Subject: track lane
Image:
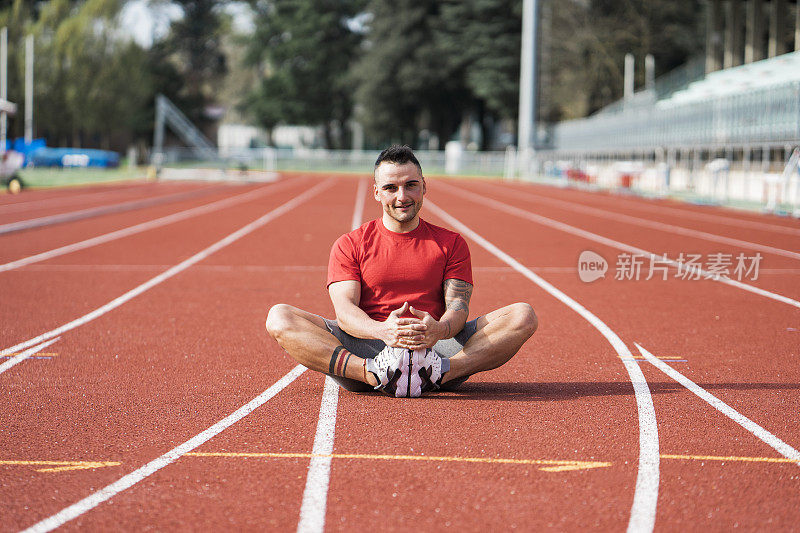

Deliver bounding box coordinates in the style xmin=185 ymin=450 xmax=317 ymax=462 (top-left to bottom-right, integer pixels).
xmin=636 ymin=343 xmax=800 ymax=463
xmin=471 ymin=180 xmax=800 ymax=256
xmin=426 ymin=182 xmax=800 ymax=529
xmin=2 ymin=176 xmax=349 ymax=531
xmin=0 ymin=178 xmax=314 ymax=345
xmin=0 ymin=181 xmax=216 ymax=227
xmin=7 ymin=178 xmax=361 ymax=531
xmin=6 ymin=174 xmax=798 ymax=531
xmin=18 ymin=367 xmax=308 ymax=533
xmin=427 ymin=183 xmax=800 ymax=439
xmin=494 ymin=180 xmax=800 ymax=233
xmin=441 ymin=181 xmax=800 ymax=304
xmin=0 ymin=181 xmax=298 ymax=265
xmin=0 ymin=179 xmax=303 ymax=272
xmin=0 ymin=181 xmax=152 ymax=210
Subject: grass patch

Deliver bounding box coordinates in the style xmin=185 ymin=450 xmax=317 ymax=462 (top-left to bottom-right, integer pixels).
xmin=18 ymin=165 xmax=148 ymax=188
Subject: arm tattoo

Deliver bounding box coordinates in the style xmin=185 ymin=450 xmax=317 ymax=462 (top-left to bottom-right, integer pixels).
xmin=443 ymin=278 xmax=472 ymax=315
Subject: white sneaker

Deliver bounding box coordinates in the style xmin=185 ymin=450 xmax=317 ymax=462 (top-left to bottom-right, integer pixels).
xmin=395 ymin=348 xmax=425 ymax=398
xmin=366 ymin=346 xmax=450 ymax=397
xmin=365 ymin=346 xmax=405 ymax=396
xmin=416 ymin=348 xmax=450 ymax=393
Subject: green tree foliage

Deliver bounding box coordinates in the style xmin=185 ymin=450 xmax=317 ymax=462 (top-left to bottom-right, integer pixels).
xmin=244 ymin=0 xmax=364 ymax=148
xmin=351 ymin=0 xmax=703 ymax=146
xmin=436 ymin=0 xmax=521 ymax=149
xmin=0 ymin=0 xmax=234 ymax=152
xmin=438 ymin=0 xmax=521 ymax=120
xmin=0 ymin=0 xmax=153 ymax=150
xmin=0 ymin=0 xmax=707 ymax=153
xmin=158 ymin=0 xmax=228 ymax=124
xmin=351 ymin=0 xmax=467 ymax=147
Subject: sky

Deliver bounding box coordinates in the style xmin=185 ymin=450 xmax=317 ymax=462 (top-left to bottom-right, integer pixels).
xmin=119 ymin=1 xmax=254 ymax=48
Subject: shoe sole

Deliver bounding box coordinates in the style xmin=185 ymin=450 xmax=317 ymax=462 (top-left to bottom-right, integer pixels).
xmin=416 ymin=349 xmax=448 ymax=393
xmin=394 ymin=349 xmax=424 ymax=398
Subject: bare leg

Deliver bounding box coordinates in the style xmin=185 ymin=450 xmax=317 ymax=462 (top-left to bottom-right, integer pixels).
xmin=266 ymin=304 xmax=376 ymax=385
xmin=442 ymin=303 xmax=538 ymax=384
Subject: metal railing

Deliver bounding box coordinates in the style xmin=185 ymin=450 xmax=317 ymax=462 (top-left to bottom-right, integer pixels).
xmin=160 ymin=146 xmax=510 ymax=177
xmin=653 ymin=56 xmax=706 ymax=100
xmin=151 ymin=144 xmax=800 ymax=214
xmin=153 ymin=94 xmax=216 ymax=161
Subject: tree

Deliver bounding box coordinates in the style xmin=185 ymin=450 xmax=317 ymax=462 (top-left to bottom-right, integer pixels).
xmin=231 ymin=0 xmax=708 ymax=149
xmin=351 ymin=0 xmax=469 ymax=148
xmin=0 ymin=0 xmax=39 ymax=140
xmin=437 ymin=0 xmax=522 ymax=149
xmin=0 ymin=0 xmax=154 ymax=150
xmin=157 ymin=0 xmax=228 ymax=126
xmin=244 ymin=0 xmax=364 ymax=148
xmin=547 ymin=0 xmax=704 ymax=118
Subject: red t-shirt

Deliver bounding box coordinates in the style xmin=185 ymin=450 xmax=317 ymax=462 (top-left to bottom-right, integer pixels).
xmin=327 ymin=218 xmax=473 ymax=321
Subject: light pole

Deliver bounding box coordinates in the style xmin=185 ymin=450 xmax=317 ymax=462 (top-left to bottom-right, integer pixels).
xmin=1 ymin=27 xmax=7 ymax=154
xmin=24 ymin=34 xmax=33 ymax=144
xmin=517 ymin=0 xmax=539 ymax=175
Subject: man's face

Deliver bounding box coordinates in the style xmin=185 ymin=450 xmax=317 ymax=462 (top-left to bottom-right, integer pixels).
xmin=373 ymin=161 xmax=426 ymax=229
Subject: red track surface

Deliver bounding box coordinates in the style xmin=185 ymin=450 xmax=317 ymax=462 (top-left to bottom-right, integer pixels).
xmin=1 ymin=174 xmax=799 ymax=531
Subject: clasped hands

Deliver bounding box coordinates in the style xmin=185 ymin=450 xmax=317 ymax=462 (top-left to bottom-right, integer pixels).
xmin=381 ymin=302 xmax=445 ymax=350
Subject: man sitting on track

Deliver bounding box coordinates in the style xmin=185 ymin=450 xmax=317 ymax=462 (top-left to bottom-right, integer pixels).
xmin=266 ymin=145 xmax=537 ymax=397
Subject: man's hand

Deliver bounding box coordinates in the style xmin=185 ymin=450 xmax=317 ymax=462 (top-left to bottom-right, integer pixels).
xmin=405 ymin=306 xmax=447 ymax=349
xmin=380 ymin=302 xmax=427 ymax=348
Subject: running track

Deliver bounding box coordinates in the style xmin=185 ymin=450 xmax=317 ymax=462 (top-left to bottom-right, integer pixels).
xmin=1 ymin=174 xmax=798 ymax=531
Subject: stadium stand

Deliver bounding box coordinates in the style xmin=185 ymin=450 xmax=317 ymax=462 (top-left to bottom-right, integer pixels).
xmin=538 ymin=0 xmax=800 ymax=215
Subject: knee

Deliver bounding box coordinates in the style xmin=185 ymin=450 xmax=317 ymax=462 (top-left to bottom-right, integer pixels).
xmin=511 ymin=302 xmax=538 ymax=339
xmin=265 ymin=303 xmax=294 ymax=341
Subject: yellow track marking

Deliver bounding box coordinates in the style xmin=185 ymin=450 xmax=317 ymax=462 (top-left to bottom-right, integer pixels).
xmin=185 ymin=452 xmax=611 ymax=472
xmin=0 ymin=460 xmax=120 ymax=473
xmin=5 ymin=453 xmax=789 ymax=476
xmin=662 ymin=454 xmax=800 ymax=464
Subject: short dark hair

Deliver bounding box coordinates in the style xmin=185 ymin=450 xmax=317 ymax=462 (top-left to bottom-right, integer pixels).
xmin=374 ymin=145 xmax=422 ymax=176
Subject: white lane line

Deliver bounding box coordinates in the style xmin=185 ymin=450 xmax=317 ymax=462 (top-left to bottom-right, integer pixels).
xmin=481 ymin=182 xmax=800 ymax=260
xmin=0 ymin=182 xmax=156 ymax=213
xmin=0 ymin=179 xmax=334 ymax=364
xmin=426 ymin=200 xmax=659 ymax=533
xmin=297 ymin=178 xmax=367 ymax=533
xmin=0 ymin=185 xmax=224 ymax=235
xmin=0 ymin=338 xmax=60 ymax=375
xmin=522 ymin=184 xmax=800 ymax=236
xmin=441 ymin=185 xmax=800 ymax=310
xmin=635 ymin=344 xmax=800 ymax=466
xmin=0 ymin=180 xmax=299 ymax=273
xmin=297 ymin=377 xmax=340 ymax=533
xmin=21 ymin=365 xmax=307 ymax=533
xmin=17 ymin=264 xmax=330 ymax=272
